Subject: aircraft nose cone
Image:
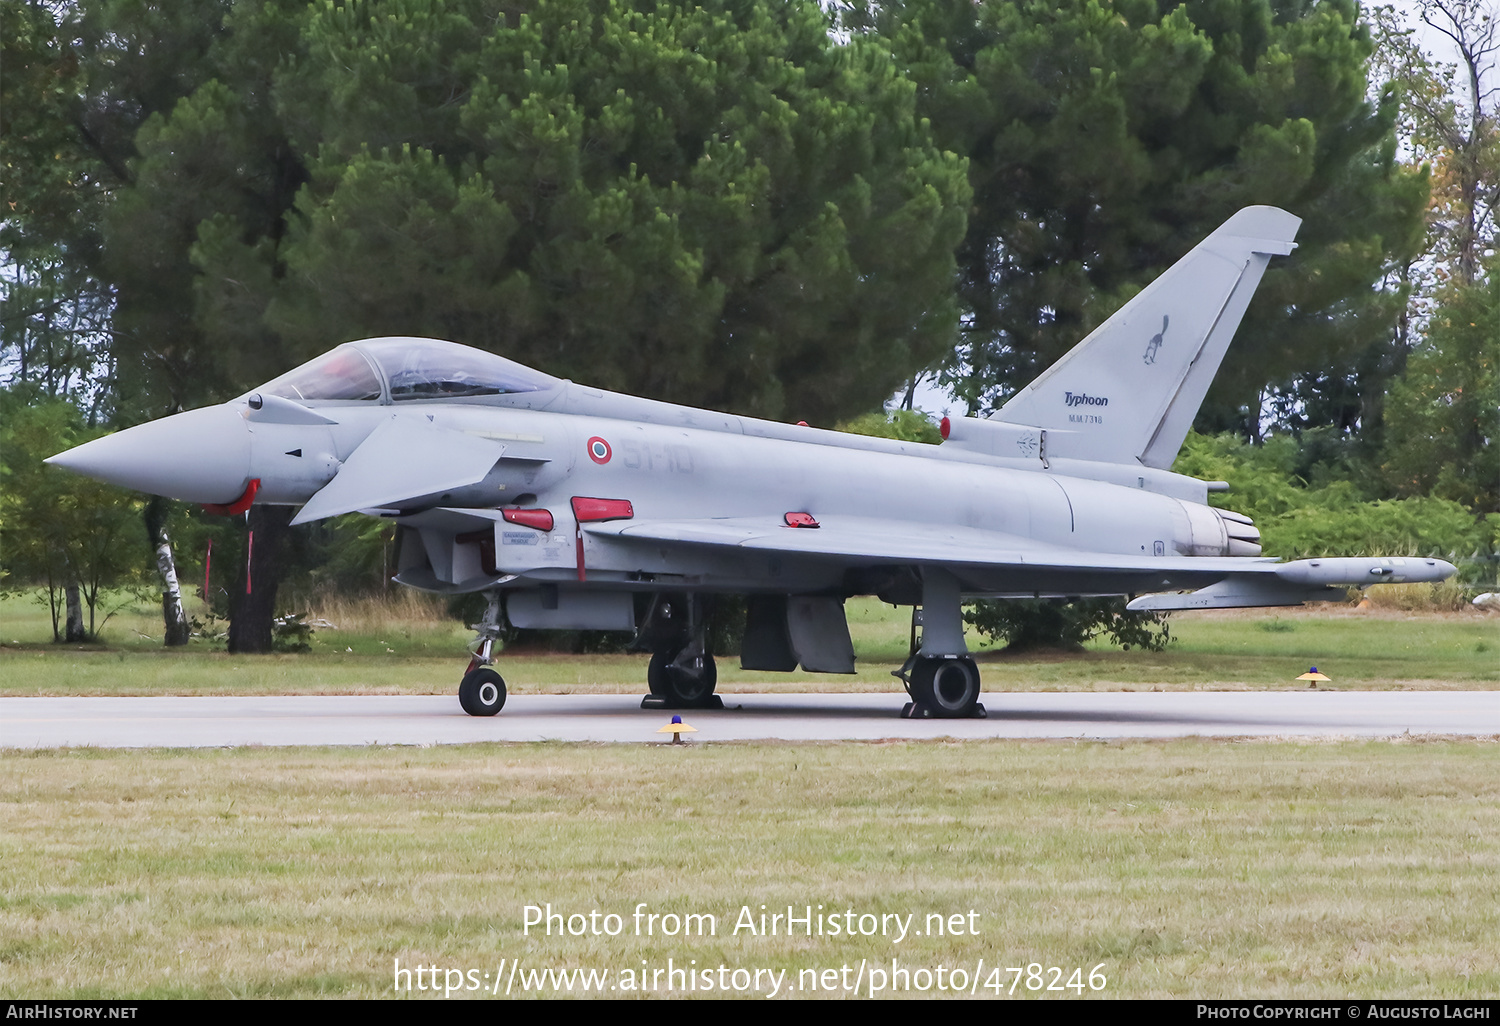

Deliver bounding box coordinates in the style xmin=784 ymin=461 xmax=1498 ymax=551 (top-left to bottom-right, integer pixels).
xmin=46 ymin=404 xmax=252 ymax=505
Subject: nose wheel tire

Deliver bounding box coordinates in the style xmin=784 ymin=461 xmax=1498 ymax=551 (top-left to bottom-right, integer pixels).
xmin=909 ymin=656 xmax=980 ymax=718
xmin=459 ymin=667 xmax=507 ymax=716
xmin=647 ymin=645 xmax=718 ymax=706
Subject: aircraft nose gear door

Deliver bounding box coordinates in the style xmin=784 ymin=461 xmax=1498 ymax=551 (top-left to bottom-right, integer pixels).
xmin=639 ymin=593 xmax=724 ymax=710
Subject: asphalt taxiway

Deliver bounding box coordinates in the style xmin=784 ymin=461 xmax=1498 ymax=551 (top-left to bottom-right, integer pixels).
xmin=1 ymin=691 xmax=1496 ymax=748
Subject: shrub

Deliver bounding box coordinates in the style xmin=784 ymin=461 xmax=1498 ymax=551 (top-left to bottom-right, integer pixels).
xmin=964 ymin=598 xmax=1171 ymax=653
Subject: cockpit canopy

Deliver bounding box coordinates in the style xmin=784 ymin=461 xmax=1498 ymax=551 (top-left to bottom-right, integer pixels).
xmin=255 ymin=337 xmax=557 ymax=404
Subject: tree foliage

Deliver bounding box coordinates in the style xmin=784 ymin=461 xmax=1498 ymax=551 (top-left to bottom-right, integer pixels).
xmin=2 ymin=0 xmax=112 ymax=409
xmin=1367 ymin=2 xmax=1498 ymax=531
xmin=104 ymin=0 xmax=971 ymax=423
xmin=836 ymin=408 xmax=943 ymax=442
xmin=849 ymin=0 xmax=1428 ymax=436
xmin=964 ymin=597 xmax=1172 ymax=653
xmin=0 ymin=389 xmax=144 ymax=639
xmin=1372 ymin=0 xmax=1500 ymax=289
xmin=1175 ymin=431 xmax=1496 ymax=560
xmin=2 ymin=0 xmax=241 ymax=412
xmin=2 ymin=0 xmax=241 ymax=645
xmin=1382 ymin=272 xmax=1500 ymax=516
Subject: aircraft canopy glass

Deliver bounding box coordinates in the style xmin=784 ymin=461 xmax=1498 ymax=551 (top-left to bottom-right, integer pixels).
xmin=255 ymin=338 xmax=555 ymax=403
xmin=260 ymin=347 xmax=384 ymax=402
xmin=359 ymin=337 xmax=553 ymax=400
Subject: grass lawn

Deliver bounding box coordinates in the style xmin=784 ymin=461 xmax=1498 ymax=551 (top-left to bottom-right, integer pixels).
xmin=1 ymin=740 xmax=1496 ymax=998
xmin=1 ymin=590 xmax=1496 ymax=696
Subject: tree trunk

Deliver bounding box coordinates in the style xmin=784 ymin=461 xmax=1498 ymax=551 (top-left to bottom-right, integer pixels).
xmin=64 ymin=581 xmax=86 ymax=642
xmin=227 ymin=505 xmax=295 ymax=654
xmin=44 ymin=573 xmax=62 ymax=642
xmin=144 ymin=497 xmax=189 ymax=646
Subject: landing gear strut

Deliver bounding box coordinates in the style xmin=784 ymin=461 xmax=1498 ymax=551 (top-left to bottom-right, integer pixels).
xmin=639 ymin=594 xmax=722 ymax=709
xmin=459 ymin=591 xmax=507 ymax=717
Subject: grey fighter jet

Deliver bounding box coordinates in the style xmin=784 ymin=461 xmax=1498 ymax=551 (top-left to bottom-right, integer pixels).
xmin=49 ymin=207 xmax=1455 ymax=718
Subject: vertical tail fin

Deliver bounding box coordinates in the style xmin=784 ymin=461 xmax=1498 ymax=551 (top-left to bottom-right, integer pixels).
xmin=991 ymin=206 xmax=1300 ymax=468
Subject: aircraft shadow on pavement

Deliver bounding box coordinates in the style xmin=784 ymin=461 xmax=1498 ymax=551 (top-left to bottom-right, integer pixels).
xmin=641 ymin=697 xmax=1295 ymax=728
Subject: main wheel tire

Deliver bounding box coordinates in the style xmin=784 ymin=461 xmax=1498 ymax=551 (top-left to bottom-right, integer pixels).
xmin=909 ymin=656 xmax=980 ymax=718
xmin=459 ymin=667 xmax=507 ymax=716
xmin=647 ymin=645 xmax=718 ymax=706
xmin=646 ymin=648 xmax=672 ymax=697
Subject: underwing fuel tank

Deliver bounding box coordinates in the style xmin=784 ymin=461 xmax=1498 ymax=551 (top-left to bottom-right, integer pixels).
xmin=1272 ymin=556 xmax=1453 ymax=586
xmin=1127 ymin=555 xmax=1457 ymax=610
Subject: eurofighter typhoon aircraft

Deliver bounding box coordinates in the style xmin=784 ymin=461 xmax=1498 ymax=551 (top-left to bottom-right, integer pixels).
xmin=49 ymin=207 xmax=1454 ymax=718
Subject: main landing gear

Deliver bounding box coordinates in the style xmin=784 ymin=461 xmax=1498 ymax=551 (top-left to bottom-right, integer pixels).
xmin=454 ymin=590 xmax=722 ymax=716
xmin=459 ymin=592 xmax=507 ymax=717
xmin=640 ymin=594 xmax=722 ymax=710
xmin=905 ymin=654 xmax=982 ymax=717
xmin=894 ymin=570 xmax=986 ymax=719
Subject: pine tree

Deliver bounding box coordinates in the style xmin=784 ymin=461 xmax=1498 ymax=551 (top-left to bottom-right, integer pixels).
xmin=107 ymin=0 xmax=972 ymax=425
xmin=850 ymin=0 xmax=1428 ymax=434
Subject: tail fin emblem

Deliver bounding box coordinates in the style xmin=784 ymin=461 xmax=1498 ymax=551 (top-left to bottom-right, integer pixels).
xmin=1143 ymin=315 xmax=1168 ymax=365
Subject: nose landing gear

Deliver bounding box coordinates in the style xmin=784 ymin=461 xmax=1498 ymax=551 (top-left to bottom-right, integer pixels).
xmin=459 ymin=666 xmax=507 ymax=716
xmin=459 ymin=591 xmax=507 ymax=717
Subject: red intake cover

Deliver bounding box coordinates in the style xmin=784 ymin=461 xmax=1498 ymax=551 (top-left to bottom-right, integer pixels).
xmin=502 ymin=508 xmax=554 ymax=531
xmin=571 ymin=497 xmax=635 ymax=522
